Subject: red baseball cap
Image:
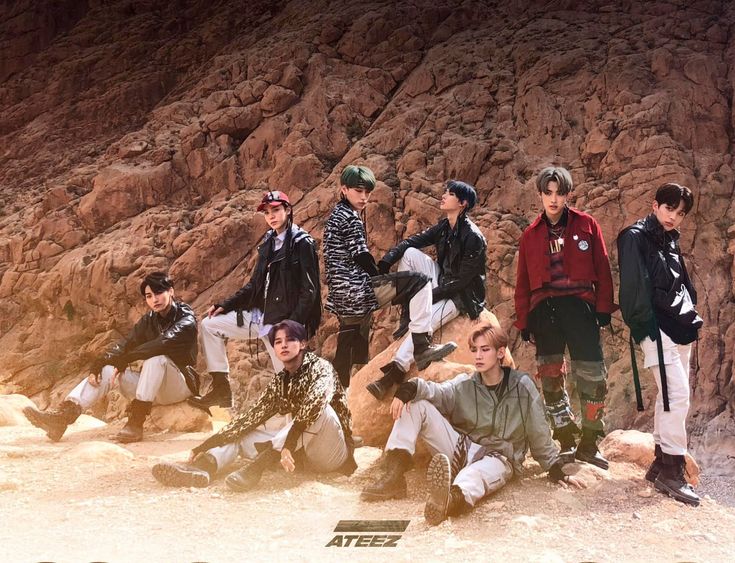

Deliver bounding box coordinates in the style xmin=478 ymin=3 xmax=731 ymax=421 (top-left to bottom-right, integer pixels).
xmin=257 ymin=190 xmax=291 ymax=211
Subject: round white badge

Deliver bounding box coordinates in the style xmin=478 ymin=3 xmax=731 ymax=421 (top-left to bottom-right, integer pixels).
xmin=578 ymin=240 xmax=589 ymax=251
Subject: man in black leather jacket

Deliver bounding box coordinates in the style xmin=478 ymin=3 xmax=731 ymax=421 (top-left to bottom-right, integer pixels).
xmin=190 ymin=190 xmax=321 ymax=411
xmin=23 ymin=272 xmax=198 ymax=443
xmin=617 ymin=183 xmax=703 ymax=507
xmin=366 ymin=180 xmax=487 ymax=400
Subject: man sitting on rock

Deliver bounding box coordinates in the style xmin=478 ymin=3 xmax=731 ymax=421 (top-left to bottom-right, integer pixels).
xmin=361 ymin=323 xmax=584 ymax=525
xmin=189 ymin=190 xmax=321 ymax=412
xmin=323 ymin=164 xmax=456 ymax=391
xmin=366 ymin=180 xmax=486 ymax=400
xmin=23 ymin=272 xmax=198 ymax=443
xmin=152 ymin=320 xmax=356 ymax=490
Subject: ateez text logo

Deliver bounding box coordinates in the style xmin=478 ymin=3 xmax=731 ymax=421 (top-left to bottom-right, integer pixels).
xmin=325 ymin=520 xmax=410 ymax=547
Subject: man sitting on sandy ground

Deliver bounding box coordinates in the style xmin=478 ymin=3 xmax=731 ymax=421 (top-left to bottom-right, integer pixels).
xmin=23 ymin=272 xmax=199 ymax=443
xmin=361 ymin=323 xmax=585 ymax=525
xmin=152 ymin=320 xmax=356 ymax=491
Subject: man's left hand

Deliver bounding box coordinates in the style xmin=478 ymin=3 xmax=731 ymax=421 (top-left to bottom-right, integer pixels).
xmin=280 ymin=448 xmax=296 ymax=472
xmin=558 ymin=475 xmax=586 ymax=490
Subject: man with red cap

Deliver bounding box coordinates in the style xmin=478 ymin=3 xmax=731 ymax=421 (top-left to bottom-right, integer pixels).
xmin=189 ymin=190 xmax=321 ymax=412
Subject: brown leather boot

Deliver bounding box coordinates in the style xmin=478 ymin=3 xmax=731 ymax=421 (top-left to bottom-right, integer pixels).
xmin=113 ymin=399 xmax=152 ymax=443
xmin=23 ymin=400 xmax=82 ymax=442
xmin=361 ymin=449 xmax=413 ymax=501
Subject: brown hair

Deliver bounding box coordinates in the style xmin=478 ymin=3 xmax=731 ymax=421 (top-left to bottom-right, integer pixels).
xmin=536 ymin=166 xmax=573 ymax=195
xmin=467 ymin=323 xmax=509 ymax=350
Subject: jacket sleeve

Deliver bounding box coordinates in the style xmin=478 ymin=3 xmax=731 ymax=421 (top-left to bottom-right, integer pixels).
xmin=219 ymin=239 xmax=269 ymax=313
xmin=617 ymin=228 xmax=656 ymax=343
xmin=591 ymin=219 xmax=617 ymax=314
xmin=520 ymin=376 xmax=560 ymax=471
xmin=289 ymin=238 xmax=321 ymax=326
xmin=122 ymin=311 xmax=198 ymax=365
xmin=514 ymin=233 xmax=531 ymax=330
xmin=344 ymin=214 xmax=371 ymax=259
xmin=97 ymin=319 xmax=148 ymax=372
xmin=432 ymin=230 xmax=486 ymax=302
xmin=412 ymin=373 xmax=471 ymax=417
xmin=380 ymin=223 xmax=442 ymax=266
xmin=192 ymin=376 xmax=280 ymax=454
xmin=283 ymin=360 xmax=336 ymax=451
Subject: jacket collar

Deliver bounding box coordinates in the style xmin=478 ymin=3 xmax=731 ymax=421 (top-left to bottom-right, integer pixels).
xmin=279 ymin=351 xmax=317 ymax=379
xmin=529 ymin=205 xmax=575 ymax=230
xmin=155 ymin=300 xmax=179 ymax=323
xmin=643 ymin=213 xmax=679 ymax=247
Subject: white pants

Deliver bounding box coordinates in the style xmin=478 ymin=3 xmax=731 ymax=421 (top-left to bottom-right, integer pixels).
xmin=66 ymin=356 xmax=192 ymax=409
xmin=385 ymin=400 xmax=513 ymax=505
xmin=200 ymin=310 xmax=283 ymax=375
xmin=640 ymin=330 xmax=692 ymax=456
xmin=206 ymin=406 xmax=348 ymax=473
xmin=392 ymin=248 xmax=460 ymax=371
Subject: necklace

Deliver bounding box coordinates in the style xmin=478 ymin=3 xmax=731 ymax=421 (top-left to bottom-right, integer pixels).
xmin=548 ymin=223 xmax=565 ymax=254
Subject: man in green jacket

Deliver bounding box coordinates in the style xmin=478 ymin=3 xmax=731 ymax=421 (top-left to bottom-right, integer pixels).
xmin=361 ymin=323 xmax=584 ymax=525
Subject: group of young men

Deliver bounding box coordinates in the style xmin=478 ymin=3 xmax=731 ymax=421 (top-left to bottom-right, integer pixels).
xmin=22 ymin=163 xmax=703 ymax=525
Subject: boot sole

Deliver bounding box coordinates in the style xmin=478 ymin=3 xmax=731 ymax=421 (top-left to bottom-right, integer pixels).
xmin=22 ymin=407 xmax=66 ymax=442
xmin=416 ymin=342 xmax=458 ymax=371
xmin=152 ymin=463 xmax=210 ymax=488
xmin=654 ymin=480 xmax=701 ymax=506
xmin=113 ymin=430 xmax=143 ymax=444
xmin=424 ymin=453 xmax=451 ymax=525
xmin=575 ymin=451 xmax=609 ymax=470
xmin=366 ymin=381 xmax=389 ymax=401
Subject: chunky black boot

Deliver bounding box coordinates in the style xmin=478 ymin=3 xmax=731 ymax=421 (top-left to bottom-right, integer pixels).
xmin=575 ymin=428 xmax=609 ymax=470
xmin=366 ymin=362 xmax=407 ymax=401
xmin=424 ymin=453 xmax=452 ymax=525
xmin=645 ymin=444 xmax=663 ymax=483
xmin=188 ymin=372 xmax=233 ymax=413
xmin=152 ymin=453 xmax=218 ymax=488
xmin=553 ymin=423 xmax=579 ymax=465
xmin=447 ymin=485 xmax=471 ymax=517
xmin=412 ymin=333 xmax=457 ymax=371
xmin=114 ymin=399 xmax=152 ymax=443
xmin=361 ymin=449 xmax=413 ymax=501
xmin=23 ymin=400 xmax=82 ymax=442
xmin=654 ymin=453 xmax=700 ymax=506
xmin=393 ymin=306 xmax=411 ymax=339
xmin=225 ymin=447 xmax=280 ymax=492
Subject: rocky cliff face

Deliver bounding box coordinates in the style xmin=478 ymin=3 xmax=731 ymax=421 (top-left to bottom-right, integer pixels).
xmin=0 ymin=0 xmax=733 ymax=468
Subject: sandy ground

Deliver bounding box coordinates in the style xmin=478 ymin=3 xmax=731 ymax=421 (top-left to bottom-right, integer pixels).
xmin=1 ymin=418 xmax=734 ymax=563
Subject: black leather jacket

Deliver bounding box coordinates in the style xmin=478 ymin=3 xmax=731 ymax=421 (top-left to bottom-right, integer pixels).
xmin=219 ymin=225 xmax=322 ymax=337
xmin=100 ymin=301 xmax=199 ymax=394
xmin=380 ymin=214 xmax=487 ymax=319
xmin=617 ymin=214 xmax=702 ymax=345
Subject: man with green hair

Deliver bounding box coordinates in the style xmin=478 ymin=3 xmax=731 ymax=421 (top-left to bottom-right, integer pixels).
xmin=323 ymin=165 xmax=456 ymax=389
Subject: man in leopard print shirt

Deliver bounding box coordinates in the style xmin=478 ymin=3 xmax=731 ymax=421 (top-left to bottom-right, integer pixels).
xmin=151 ymin=320 xmax=356 ymax=491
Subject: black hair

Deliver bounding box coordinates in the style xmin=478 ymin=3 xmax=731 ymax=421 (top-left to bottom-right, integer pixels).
xmin=140 ymin=272 xmax=174 ymax=296
xmin=446 ymin=180 xmax=478 ymax=211
xmin=268 ymin=319 xmax=308 ymax=346
xmin=655 ymin=183 xmax=694 ymax=214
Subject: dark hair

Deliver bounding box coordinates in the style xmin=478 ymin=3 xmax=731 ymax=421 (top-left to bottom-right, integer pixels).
xmin=140 ymin=272 xmax=174 ymax=296
xmin=340 ymin=165 xmax=376 ymax=192
xmin=447 ymin=180 xmax=477 ymax=211
xmin=655 ymin=183 xmax=694 ymax=214
xmin=268 ymin=319 xmax=308 ymax=346
xmin=536 ymin=166 xmax=573 ymax=195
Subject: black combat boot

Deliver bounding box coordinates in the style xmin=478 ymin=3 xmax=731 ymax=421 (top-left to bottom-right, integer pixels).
xmin=152 ymin=453 xmax=218 ymax=488
xmin=113 ymin=399 xmax=152 ymax=443
xmin=361 ymin=449 xmax=413 ymax=501
xmin=225 ymin=447 xmax=280 ymax=492
xmin=188 ymin=372 xmax=233 ymax=413
xmin=575 ymin=428 xmax=609 ymax=470
xmin=553 ymin=423 xmax=579 ymax=465
xmin=412 ymin=333 xmax=457 ymax=371
xmin=366 ymin=362 xmax=407 ymax=401
xmin=424 ymin=453 xmax=452 ymax=525
xmin=654 ymin=453 xmax=700 ymax=506
xmin=645 ymin=444 xmax=663 ymax=483
xmin=23 ymin=400 xmax=82 ymax=442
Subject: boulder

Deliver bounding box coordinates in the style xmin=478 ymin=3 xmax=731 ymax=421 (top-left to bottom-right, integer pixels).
xmin=600 ymin=429 xmax=700 ymax=486
xmin=0 ymin=394 xmax=36 ymax=426
xmin=146 ymin=402 xmax=213 ymax=433
xmin=348 ymin=309 xmax=514 ymax=446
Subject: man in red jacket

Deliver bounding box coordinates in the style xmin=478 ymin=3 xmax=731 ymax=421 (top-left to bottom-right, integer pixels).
xmin=514 ymin=167 xmax=616 ymax=469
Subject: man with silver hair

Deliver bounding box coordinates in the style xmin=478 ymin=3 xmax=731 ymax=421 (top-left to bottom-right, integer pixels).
xmin=514 ymin=166 xmax=616 ymax=469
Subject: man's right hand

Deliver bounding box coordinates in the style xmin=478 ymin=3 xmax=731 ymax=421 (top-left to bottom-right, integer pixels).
xmin=390 ymin=397 xmax=409 ymax=421
xmin=206 ymin=305 xmax=224 ymax=318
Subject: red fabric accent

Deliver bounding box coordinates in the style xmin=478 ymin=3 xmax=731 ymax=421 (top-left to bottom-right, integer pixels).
xmin=584 ymin=401 xmax=605 ymax=422
xmin=514 ymin=207 xmax=618 ymax=330
xmin=536 ymin=361 xmax=566 ymax=379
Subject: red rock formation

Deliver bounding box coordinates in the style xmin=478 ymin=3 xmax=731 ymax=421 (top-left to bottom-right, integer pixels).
xmin=0 ymin=1 xmax=733 ymax=468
